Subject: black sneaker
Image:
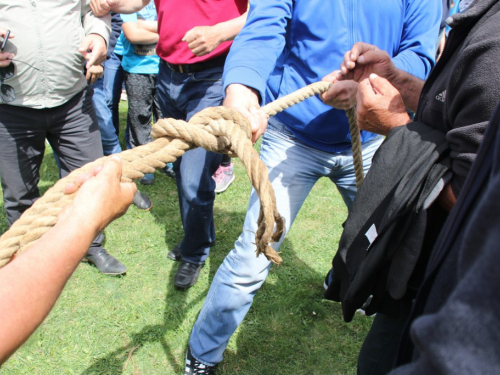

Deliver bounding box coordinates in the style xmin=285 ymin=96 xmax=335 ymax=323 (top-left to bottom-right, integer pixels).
xmin=185 ymin=347 xmax=216 ymax=375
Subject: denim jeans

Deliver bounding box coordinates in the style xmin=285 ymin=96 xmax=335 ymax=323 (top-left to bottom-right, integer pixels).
xmin=103 ymin=52 xmax=123 ymax=135
xmin=156 ymin=60 xmax=224 ymax=264
xmin=92 ymin=76 xmax=122 ymax=155
xmin=189 ymin=117 xmax=384 ymax=365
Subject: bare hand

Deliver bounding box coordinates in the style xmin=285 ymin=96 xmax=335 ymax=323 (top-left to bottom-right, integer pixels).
xmin=90 ymin=0 xmax=116 ymax=16
xmin=321 ymin=70 xmax=358 ymax=110
xmin=0 ymin=28 xmax=14 ymax=68
xmin=356 ymin=74 xmax=410 ymax=136
xmin=79 ymin=34 xmax=107 ymax=69
xmin=223 ymin=84 xmax=267 ymax=144
xmin=63 ymin=156 xmax=136 ymax=233
xmin=339 ymin=42 xmax=397 ymax=83
xmin=86 ymin=65 xmax=103 ymax=85
xmin=182 ymin=26 xmax=222 ymax=57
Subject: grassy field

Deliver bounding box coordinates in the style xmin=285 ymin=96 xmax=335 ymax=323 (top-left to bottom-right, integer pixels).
xmin=1 ymin=103 xmax=372 ymax=374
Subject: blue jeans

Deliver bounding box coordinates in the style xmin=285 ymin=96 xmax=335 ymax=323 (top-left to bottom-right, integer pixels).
xmin=189 ymin=118 xmax=384 ymax=365
xmin=103 ymin=52 xmax=123 ymax=135
xmin=156 ymin=60 xmax=224 ymax=264
xmin=92 ymin=76 xmax=122 ymax=155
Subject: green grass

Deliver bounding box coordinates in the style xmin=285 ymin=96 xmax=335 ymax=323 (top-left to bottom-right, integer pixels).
xmin=1 ymin=102 xmax=372 ymax=374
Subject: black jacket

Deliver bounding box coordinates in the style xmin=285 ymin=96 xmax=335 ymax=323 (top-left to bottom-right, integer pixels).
xmin=324 ymin=123 xmax=450 ymax=322
xmin=416 ymin=0 xmax=500 ymax=196
xmin=391 ymin=98 xmax=500 ymax=375
xmin=324 ymin=0 xmax=500 ymax=322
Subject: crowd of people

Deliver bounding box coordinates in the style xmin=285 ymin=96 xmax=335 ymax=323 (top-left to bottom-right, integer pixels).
xmin=1 ymin=0 xmax=500 ymax=373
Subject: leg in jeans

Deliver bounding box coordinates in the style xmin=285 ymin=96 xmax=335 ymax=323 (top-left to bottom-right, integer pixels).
xmin=103 ymin=52 xmax=124 ymax=136
xmin=92 ymin=77 xmax=122 ymax=155
xmin=189 ymin=118 xmax=383 ymax=365
xmin=156 ymin=61 xmax=223 ymax=265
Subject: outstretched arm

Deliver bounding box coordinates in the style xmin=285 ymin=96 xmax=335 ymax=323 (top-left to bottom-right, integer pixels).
xmin=0 ymin=157 xmax=136 ymax=365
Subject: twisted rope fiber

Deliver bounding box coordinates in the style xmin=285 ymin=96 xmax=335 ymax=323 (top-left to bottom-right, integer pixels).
xmin=0 ymin=81 xmax=364 ymax=268
xmin=346 ymin=106 xmax=364 ymax=189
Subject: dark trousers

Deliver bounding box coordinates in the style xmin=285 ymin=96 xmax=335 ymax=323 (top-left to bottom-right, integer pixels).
xmin=357 ymin=300 xmax=412 ymax=375
xmin=0 ymin=87 xmax=105 ymax=252
xmin=123 ymin=72 xmax=162 ymax=149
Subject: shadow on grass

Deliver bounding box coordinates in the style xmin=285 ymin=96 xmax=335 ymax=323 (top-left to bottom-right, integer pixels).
xmin=3 ymin=147 xmax=367 ymax=374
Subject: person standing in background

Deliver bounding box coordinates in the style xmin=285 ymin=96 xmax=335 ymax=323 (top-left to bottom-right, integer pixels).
xmin=0 ymin=3 xmax=126 ymax=275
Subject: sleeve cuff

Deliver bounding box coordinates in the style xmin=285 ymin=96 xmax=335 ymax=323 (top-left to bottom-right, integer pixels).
xmin=223 ymin=66 xmax=267 ymax=105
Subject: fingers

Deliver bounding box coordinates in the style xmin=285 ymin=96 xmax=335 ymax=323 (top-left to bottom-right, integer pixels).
xmin=85 ymin=69 xmax=92 ymax=83
xmin=340 ymin=43 xmax=380 ymax=81
xmin=366 ymin=73 xmax=398 ymax=96
xmin=90 ymin=0 xmax=112 ymax=16
xmin=0 ymin=28 xmax=14 ymax=39
xmin=182 ymin=27 xmax=200 ymax=43
xmin=0 ymin=52 xmax=14 ymax=67
xmin=249 ymin=107 xmax=268 ymax=144
xmin=64 ymin=164 xmax=104 ymax=195
xmin=321 ymin=70 xmax=339 ymax=84
xmin=79 ymin=35 xmax=107 ymax=68
xmin=78 ymin=37 xmax=92 ymax=62
xmin=322 ymin=80 xmax=358 ymax=110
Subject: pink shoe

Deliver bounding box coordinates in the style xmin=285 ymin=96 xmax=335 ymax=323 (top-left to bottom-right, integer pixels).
xmin=212 ymin=163 xmax=235 ymax=193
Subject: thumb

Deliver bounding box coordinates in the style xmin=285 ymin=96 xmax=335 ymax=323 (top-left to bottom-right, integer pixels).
xmin=78 ymin=38 xmax=91 ymax=60
xmin=100 ymin=155 xmax=123 ymax=181
xmin=368 ymin=73 xmax=392 ymax=95
xmin=182 ymin=29 xmax=193 ymax=42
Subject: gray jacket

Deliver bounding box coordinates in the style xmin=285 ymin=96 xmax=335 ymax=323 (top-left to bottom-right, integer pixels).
xmin=0 ymin=0 xmax=110 ymax=108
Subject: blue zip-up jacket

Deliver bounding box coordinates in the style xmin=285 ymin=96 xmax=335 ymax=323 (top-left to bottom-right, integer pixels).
xmin=223 ymin=0 xmax=441 ymax=153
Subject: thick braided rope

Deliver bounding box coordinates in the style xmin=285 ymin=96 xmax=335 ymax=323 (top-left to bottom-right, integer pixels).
xmin=0 ymin=81 xmax=364 ymax=268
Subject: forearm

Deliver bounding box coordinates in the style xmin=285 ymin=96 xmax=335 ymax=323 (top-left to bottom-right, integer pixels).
xmin=122 ymin=24 xmax=158 ymax=44
xmin=137 ymin=19 xmax=157 ymax=33
xmin=215 ymin=11 xmax=248 ymax=43
xmin=0 ymin=213 xmax=98 ymax=364
xmin=390 ymin=69 xmax=424 ymax=113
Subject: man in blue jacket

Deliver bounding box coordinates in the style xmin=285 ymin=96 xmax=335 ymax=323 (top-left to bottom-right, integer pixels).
xmin=184 ymin=0 xmax=441 ymax=372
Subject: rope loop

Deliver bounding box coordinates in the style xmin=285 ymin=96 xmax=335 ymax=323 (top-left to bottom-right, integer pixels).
xmin=0 ymin=81 xmax=363 ymax=268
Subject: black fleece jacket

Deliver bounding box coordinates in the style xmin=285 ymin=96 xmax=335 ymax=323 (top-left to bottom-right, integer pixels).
xmin=416 ymin=0 xmax=500 ymax=196
xmin=325 ymin=0 xmax=500 ymax=321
